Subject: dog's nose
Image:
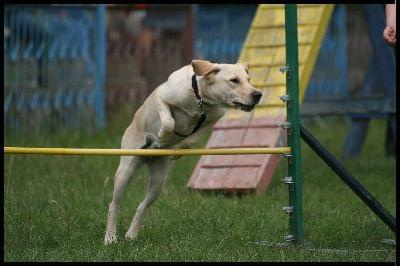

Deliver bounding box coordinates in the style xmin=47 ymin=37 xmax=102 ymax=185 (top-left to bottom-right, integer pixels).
xmin=252 ymin=91 xmax=262 ymax=103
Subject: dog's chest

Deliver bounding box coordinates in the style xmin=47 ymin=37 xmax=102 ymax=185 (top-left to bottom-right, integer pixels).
xmin=170 ymin=106 xmax=204 ymax=134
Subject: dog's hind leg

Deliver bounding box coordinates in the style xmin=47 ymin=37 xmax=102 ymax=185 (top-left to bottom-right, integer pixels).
xmin=104 ymin=127 xmax=147 ymax=245
xmin=125 ymin=156 xmax=173 ymax=240
xmin=104 ymin=154 xmax=143 ymax=244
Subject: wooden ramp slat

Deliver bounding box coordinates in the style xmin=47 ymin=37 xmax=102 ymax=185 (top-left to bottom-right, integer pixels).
xmin=188 ymin=4 xmax=334 ymax=194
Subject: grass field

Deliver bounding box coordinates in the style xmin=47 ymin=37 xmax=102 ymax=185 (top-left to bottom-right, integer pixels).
xmin=4 ymin=108 xmax=396 ymax=262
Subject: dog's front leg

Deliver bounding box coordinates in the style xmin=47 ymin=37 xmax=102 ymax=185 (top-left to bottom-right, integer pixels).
xmin=125 ymin=157 xmax=173 ymax=240
xmin=156 ymin=95 xmax=175 ymax=145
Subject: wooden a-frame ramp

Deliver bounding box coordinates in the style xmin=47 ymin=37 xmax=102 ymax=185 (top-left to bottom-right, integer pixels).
xmin=188 ymin=4 xmax=335 ymax=194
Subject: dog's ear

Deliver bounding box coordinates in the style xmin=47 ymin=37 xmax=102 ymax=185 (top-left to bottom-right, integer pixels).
xmin=237 ymin=62 xmax=249 ymax=74
xmin=191 ymin=60 xmax=220 ymax=76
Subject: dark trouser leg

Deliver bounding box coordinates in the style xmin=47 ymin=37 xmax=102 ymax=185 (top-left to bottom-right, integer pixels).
xmin=385 ymin=114 xmax=396 ymax=157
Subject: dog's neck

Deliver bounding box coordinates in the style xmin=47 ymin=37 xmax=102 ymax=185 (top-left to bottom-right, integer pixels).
xmin=195 ymin=76 xmax=219 ymax=108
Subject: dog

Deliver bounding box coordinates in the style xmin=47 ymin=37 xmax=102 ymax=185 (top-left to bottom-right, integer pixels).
xmin=104 ymin=59 xmax=262 ymax=244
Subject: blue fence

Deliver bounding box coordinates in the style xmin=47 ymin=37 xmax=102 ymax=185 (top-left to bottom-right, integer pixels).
xmin=4 ymin=4 xmax=395 ymax=135
xmin=195 ymin=5 xmax=257 ymax=63
xmin=4 ymin=4 xmax=105 ymax=134
xmin=304 ymin=5 xmax=347 ymax=103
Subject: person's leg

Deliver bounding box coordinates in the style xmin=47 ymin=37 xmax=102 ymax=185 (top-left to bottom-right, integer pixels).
xmin=362 ymin=5 xmax=396 ymax=157
xmin=342 ymin=5 xmax=396 ymax=159
xmin=385 ymin=114 xmax=396 ymax=157
xmin=342 ymin=56 xmax=377 ymax=159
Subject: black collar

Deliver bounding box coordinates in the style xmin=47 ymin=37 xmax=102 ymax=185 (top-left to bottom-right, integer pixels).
xmin=174 ymin=74 xmax=208 ymax=138
xmin=191 ymin=74 xmax=202 ymax=103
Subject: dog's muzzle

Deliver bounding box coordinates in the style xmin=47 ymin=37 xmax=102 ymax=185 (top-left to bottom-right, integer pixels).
xmin=233 ymin=101 xmax=256 ymax=112
xmin=233 ymin=91 xmax=262 ymax=112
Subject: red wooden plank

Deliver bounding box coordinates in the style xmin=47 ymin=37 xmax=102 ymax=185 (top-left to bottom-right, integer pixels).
xmin=213 ymin=118 xmax=250 ymax=129
xmin=187 ymin=113 xmax=286 ymax=194
xmin=232 ymin=154 xmax=266 ymax=167
xmin=255 ymin=154 xmax=282 ymax=195
xmin=242 ymin=127 xmax=282 ymax=147
xmin=202 ymin=154 xmax=237 ymax=167
xmin=213 ymin=124 xmax=279 ymax=130
xmin=249 ymin=115 xmax=285 ymax=127
xmin=207 ymin=128 xmax=246 ymax=148
xmin=222 ymin=166 xmax=260 ymax=189
xmin=192 ymin=167 xmax=231 ymax=189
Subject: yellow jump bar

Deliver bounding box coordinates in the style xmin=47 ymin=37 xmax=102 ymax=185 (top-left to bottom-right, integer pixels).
xmin=4 ymin=146 xmax=291 ymax=156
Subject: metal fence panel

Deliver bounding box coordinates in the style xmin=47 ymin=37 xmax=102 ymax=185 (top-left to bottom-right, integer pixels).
xmin=195 ymin=5 xmax=257 ymax=63
xmin=4 ymin=4 xmax=105 ymax=134
xmin=304 ymin=5 xmax=347 ymax=101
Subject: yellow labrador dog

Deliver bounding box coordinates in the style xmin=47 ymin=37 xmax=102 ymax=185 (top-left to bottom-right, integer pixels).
xmin=104 ymin=60 xmax=262 ymax=244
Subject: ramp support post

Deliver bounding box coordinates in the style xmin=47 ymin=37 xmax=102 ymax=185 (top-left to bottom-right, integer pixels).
xmin=300 ymin=124 xmax=396 ymax=232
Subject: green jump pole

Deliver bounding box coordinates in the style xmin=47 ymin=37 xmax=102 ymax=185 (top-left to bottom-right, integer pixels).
xmin=284 ymin=4 xmax=304 ymax=244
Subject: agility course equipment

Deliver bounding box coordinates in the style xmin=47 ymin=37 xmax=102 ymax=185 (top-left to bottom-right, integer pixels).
xmin=4 ymin=4 xmax=395 ymax=245
xmin=300 ymin=125 xmax=395 ymax=233
xmin=188 ymin=4 xmax=334 ymax=194
xmin=4 ymin=147 xmax=291 ymax=156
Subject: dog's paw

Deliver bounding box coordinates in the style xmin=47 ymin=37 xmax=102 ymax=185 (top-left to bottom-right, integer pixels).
xmin=104 ymin=232 xmax=117 ymax=245
xmin=158 ymin=126 xmax=174 ymax=140
xmin=125 ymin=231 xmax=138 ymax=241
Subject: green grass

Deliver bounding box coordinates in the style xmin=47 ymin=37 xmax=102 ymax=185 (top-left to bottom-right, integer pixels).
xmin=4 ymin=108 xmax=396 ymax=262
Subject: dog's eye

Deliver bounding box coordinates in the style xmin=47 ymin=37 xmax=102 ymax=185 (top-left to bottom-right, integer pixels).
xmin=230 ymin=78 xmax=240 ymax=84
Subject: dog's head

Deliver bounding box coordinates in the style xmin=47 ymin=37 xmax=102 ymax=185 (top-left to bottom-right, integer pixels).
xmin=192 ymin=59 xmax=262 ymax=112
